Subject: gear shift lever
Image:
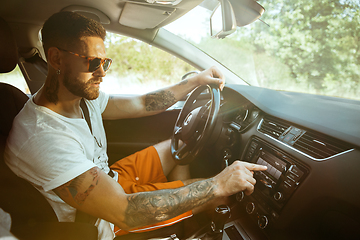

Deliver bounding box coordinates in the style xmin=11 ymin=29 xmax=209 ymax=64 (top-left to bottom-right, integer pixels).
xmin=202 ymin=205 xmax=231 ymax=239
xmin=212 ymin=205 xmax=231 ymax=233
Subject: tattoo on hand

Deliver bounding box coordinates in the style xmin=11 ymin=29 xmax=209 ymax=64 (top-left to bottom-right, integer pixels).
xmin=54 ymin=167 xmax=100 ymax=206
xmin=145 ymin=90 xmax=176 ymax=111
xmin=124 ymin=179 xmax=215 ymax=228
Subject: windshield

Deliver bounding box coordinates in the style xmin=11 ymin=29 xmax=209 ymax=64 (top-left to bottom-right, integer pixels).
xmin=165 ymin=0 xmax=360 ymax=101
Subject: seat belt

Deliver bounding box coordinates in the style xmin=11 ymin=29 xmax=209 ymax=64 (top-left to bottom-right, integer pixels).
xmin=80 ymin=98 xmax=92 ymax=134
xmin=77 ymin=98 xmax=98 ymax=225
xmin=80 ymin=98 xmax=115 ymax=178
xmin=77 ymin=99 xmax=117 ymax=225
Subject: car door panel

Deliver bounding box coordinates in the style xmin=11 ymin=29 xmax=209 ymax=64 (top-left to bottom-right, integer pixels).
xmin=104 ymin=109 xmax=180 ymax=165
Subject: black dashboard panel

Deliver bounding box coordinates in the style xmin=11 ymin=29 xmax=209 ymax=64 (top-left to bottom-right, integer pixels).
xmin=212 ymin=86 xmax=360 ymax=239
xmin=227 ymin=84 xmax=360 ymax=147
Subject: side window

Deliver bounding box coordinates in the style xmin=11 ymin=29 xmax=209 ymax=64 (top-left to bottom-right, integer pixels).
xmin=0 ymin=66 xmax=30 ymax=94
xmin=102 ymin=33 xmax=196 ymax=94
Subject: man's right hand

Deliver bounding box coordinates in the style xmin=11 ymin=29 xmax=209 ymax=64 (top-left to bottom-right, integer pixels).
xmin=53 ymin=160 xmax=266 ymax=231
xmin=213 ymin=160 xmax=267 ymax=197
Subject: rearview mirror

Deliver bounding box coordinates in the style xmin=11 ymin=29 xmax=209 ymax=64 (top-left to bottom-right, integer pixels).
xmin=210 ymin=0 xmax=236 ymax=39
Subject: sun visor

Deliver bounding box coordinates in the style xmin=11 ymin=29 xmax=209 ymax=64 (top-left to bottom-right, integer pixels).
xmin=61 ymin=6 xmax=111 ymax=24
xmin=119 ymin=2 xmax=176 ymax=29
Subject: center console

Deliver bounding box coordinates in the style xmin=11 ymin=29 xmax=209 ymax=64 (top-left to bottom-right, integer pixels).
xmin=231 ymin=137 xmax=309 ymax=235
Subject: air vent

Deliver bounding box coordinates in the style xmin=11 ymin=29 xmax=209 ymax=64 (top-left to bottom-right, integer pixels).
xmin=258 ymin=116 xmax=291 ymax=139
xmin=293 ymin=131 xmax=353 ymax=159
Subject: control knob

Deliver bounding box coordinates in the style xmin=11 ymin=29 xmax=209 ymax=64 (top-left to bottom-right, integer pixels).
xmin=246 ymin=202 xmax=256 ymax=214
xmin=211 ymin=205 xmax=231 ymax=233
xmin=258 ymin=215 xmax=269 ymax=229
xmin=236 ymin=191 xmax=244 ymax=202
xmin=274 ymin=191 xmax=283 ymax=201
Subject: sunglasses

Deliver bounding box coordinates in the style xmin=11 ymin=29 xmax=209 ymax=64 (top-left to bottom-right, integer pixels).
xmin=57 ymin=47 xmax=112 ymax=72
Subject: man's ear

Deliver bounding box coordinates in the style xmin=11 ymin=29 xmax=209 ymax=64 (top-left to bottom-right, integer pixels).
xmin=47 ymin=47 xmax=62 ymax=71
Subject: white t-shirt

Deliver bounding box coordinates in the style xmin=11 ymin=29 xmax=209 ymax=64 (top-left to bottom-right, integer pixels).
xmin=4 ymin=91 xmax=115 ymax=240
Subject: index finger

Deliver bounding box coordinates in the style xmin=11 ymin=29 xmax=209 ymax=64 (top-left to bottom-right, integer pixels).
xmin=241 ymin=162 xmax=267 ymax=171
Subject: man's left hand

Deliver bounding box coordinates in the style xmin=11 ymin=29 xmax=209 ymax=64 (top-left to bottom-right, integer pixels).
xmin=192 ymin=66 xmax=225 ymax=90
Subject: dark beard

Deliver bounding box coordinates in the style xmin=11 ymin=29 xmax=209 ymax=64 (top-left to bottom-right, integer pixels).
xmin=63 ymin=69 xmax=101 ymax=100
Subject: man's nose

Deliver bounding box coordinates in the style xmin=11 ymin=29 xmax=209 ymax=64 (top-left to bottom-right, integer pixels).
xmin=93 ymin=65 xmax=106 ymax=77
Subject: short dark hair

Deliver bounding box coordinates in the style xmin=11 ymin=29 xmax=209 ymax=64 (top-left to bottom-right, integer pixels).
xmin=41 ymin=11 xmax=106 ymax=57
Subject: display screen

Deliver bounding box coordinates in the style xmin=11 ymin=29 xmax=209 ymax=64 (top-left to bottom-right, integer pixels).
xmin=257 ymin=151 xmax=287 ymax=180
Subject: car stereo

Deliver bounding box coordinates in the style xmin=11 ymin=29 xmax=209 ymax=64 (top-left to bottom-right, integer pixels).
xmin=236 ymin=137 xmax=308 ymax=230
xmin=256 ymin=149 xmax=287 ymax=188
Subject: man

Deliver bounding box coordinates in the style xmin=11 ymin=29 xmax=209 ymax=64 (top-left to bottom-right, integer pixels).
xmin=4 ymin=12 xmax=266 ymax=239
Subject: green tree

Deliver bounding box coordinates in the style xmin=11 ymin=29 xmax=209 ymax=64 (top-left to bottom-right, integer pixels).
xmin=252 ymin=0 xmax=360 ymax=97
xmin=195 ymin=0 xmax=360 ymax=99
xmin=105 ymin=34 xmax=195 ymax=87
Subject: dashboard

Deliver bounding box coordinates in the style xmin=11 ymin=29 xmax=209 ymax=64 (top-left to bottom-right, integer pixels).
xmin=206 ymin=85 xmax=360 ymax=239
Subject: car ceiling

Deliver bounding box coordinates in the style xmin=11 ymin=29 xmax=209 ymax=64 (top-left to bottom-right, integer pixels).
xmin=0 ymin=0 xmax=203 ymax=52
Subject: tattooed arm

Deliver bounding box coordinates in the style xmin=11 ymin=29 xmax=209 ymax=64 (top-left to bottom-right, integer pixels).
xmin=53 ymin=161 xmax=266 ymax=230
xmin=124 ymin=179 xmax=215 ymax=228
xmin=54 ymin=166 xmax=216 ymax=229
xmin=102 ymin=66 xmax=225 ymax=120
xmin=54 ymin=167 xmax=216 ymax=229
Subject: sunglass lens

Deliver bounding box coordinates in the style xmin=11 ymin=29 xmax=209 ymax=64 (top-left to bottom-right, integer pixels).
xmin=102 ymin=59 xmax=111 ymax=72
xmin=89 ymin=58 xmax=102 ymax=72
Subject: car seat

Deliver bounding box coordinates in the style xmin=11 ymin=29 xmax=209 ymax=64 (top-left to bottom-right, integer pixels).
xmin=0 ymin=16 xmax=98 ymax=240
xmin=0 ymin=15 xmax=194 ymax=240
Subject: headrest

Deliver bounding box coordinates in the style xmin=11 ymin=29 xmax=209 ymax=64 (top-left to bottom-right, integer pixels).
xmin=0 ymin=17 xmax=18 ymax=73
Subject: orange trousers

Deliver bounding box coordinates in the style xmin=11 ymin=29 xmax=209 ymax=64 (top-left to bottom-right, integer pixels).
xmin=110 ymin=146 xmax=193 ymax=236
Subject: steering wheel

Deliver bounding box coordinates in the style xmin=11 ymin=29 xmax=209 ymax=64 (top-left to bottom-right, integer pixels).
xmin=171 ymin=84 xmax=221 ymax=165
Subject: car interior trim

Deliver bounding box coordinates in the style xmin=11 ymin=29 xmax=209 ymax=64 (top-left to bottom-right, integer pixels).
xmin=256 ymin=118 xmax=355 ymax=162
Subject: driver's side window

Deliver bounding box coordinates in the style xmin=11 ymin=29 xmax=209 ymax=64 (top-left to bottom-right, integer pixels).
xmin=103 ymin=33 xmax=196 ymax=95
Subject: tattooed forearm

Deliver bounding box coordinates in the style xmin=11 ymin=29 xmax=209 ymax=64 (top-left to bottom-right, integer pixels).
xmin=145 ymin=90 xmax=176 ymax=111
xmin=54 ymin=167 xmax=100 ymax=206
xmin=178 ymin=79 xmax=188 ymax=86
xmin=124 ymin=179 xmax=215 ymax=228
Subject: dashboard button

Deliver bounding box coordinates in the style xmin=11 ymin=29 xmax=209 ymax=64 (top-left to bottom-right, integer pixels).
xmin=271 ymin=211 xmax=279 ymax=220
xmin=250 ymin=141 xmax=259 ymax=150
xmin=246 ymin=202 xmax=256 ymax=214
xmin=236 ymin=192 xmax=245 ymax=202
xmin=286 ymin=172 xmax=300 ymax=182
xmin=274 ymin=191 xmax=283 ymax=201
xmin=258 ymin=215 xmax=269 ymax=229
xmin=280 ymin=181 xmax=294 ymax=193
xmin=284 ymin=178 xmax=295 ymax=187
xmin=283 ymin=134 xmax=295 ymax=143
xmin=289 ymin=165 xmax=304 ymax=178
